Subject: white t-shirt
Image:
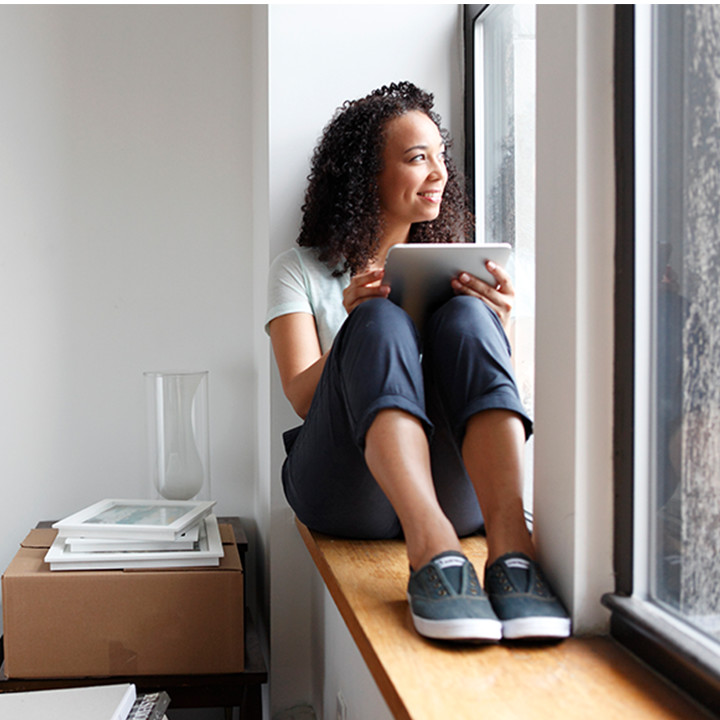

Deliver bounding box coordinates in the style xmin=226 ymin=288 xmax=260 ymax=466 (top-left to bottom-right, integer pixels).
xmin=265 ymin=247 xmax=350 ymax=354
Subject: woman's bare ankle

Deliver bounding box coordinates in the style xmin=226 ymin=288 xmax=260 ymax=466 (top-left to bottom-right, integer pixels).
xmin=405 ymin=519 xmax=462 ymax=571
xmin=485 ymin=531 xmax=535 ymax=567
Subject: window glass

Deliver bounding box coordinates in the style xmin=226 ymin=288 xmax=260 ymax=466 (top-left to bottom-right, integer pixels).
xmin=474 ymin=4 xmax=535 ymax=412
xmin=474 ymin=5 xmax=536 ymax=510
xmin=651 ymin=4 xmax=720 ymax=643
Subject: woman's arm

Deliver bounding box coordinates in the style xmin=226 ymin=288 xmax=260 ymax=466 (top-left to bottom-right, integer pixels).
xmin=269 ymin=268 xmax=389 ymax=419
xmin=269 ymin=312 xmax=328 ymax=420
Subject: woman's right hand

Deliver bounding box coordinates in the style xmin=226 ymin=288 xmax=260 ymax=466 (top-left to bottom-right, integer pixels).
xmin=343 ymin=268 xmax=391 ymax=314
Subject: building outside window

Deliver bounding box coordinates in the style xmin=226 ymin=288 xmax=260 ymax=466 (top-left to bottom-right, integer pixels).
xmin=645 ymin=3 xmax=720 ymax=644
xmin=608 ymin=5 xmax=720 ymax=713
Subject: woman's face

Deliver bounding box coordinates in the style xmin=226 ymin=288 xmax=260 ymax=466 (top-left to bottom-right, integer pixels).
xmin=376 ymin=110 xmax=448 ymax=235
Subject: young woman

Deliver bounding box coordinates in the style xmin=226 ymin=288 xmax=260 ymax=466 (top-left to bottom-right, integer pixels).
xmin=266 ymin=82 xmax=570 ymax=643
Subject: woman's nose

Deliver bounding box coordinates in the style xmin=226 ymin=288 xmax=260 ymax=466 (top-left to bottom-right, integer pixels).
xmin=429 ymin=158 xmax=447 ymax=181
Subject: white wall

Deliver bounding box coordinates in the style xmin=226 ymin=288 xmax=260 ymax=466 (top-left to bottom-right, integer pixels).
xmin=250 ymin=7 xmax=273 ymax=719
xmin=0 ymin=0 xmax=258 ymax=683
xmin=313 ymin=585 xmax=395 ymax=720
xmin=266 ymin=5 xmax=463 ymax=717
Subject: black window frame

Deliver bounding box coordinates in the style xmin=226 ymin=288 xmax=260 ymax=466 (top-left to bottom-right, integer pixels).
xmin=462 ymin=4 xmax=488 ymax=216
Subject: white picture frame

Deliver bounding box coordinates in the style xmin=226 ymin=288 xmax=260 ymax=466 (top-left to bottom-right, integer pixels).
xmin=52 ymin=499 xmax=216 ymax=541
xmin=46 ymin=515 xmax=223 ymax=570
xmin=66 ymin=522 xmax=201 ymax=553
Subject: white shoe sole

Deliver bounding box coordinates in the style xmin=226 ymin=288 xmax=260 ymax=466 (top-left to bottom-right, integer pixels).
xmin=501 ymin=616 xmax=571 ymax=640
xmin=410 ymin=611 xmax=502 ymax=642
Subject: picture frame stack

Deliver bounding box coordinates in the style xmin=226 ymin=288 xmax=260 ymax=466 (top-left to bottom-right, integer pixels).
xmin=45 ymin=499 xmax=221 ymax=571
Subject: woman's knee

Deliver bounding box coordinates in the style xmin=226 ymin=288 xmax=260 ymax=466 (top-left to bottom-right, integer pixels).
xmin=346 ymin=298 xmax=418 ymax=344
xmin=351 ymin=297 xmax=412 ymax=324
xmin=429 ymin=296 xmax=507 ymax=350
xmin=438 ymin=295 xmax=498 ymax=330
xmin=331 ymin=297 xmax=424 ymax=406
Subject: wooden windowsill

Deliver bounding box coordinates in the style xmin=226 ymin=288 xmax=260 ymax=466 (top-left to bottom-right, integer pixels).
xmin=296 ymin=520 xmax=709 ymax=720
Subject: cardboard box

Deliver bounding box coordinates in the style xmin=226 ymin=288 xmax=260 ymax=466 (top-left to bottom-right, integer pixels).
xmin=1 ymin=524 xmax=244 ymax=678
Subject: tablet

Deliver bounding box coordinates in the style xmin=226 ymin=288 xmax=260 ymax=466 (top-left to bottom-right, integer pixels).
xmin=384 ymin=242 xmax=512 ymax=332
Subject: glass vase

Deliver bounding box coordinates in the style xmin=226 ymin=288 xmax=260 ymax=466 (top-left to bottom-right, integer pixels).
xmin=145 ymin=370 xmax=211 ymax=501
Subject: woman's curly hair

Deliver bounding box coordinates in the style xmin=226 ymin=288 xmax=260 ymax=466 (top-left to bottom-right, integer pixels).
xmin=297 ymin=81 xmax=474 ymax=276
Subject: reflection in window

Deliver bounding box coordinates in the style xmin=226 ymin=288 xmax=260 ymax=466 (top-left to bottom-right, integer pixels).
xmin=473 ymin=5 xmax=535 ymax=414
xmin=473 ymin=5 xmax=536 ymax=512
xmin=651 ymin=5 xmax=720 ymax=642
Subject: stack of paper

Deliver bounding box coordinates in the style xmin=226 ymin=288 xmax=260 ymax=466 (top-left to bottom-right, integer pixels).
xmin=45 ymin=499 xmax=222 ymax=571
xmin=0 ymin=682 xmax=136 ymax=720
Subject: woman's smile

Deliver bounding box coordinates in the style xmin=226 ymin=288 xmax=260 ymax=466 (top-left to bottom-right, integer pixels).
xmin=418 ymin=190 xmax=443 ymax=203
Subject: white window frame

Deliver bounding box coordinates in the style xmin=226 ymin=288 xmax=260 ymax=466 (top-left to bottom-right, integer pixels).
xmin=466 ymin=4 xmax=616 ymax=634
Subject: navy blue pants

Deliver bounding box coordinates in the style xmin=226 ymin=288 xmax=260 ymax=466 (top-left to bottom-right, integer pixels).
xmin=281 ymin=296 xmax=532 ymax=540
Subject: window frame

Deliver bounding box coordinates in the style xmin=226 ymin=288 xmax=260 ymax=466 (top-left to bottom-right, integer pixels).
xmin=602 ymin=7 xmax=720 ymax=715
xmin=462 ymin=3 xmax=537 ymax=522
xmin=463 ymin=4 xmax=488 ymax=220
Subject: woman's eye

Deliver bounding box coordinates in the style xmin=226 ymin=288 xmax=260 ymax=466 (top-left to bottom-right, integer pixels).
xmin=410 ymin=153 xmax=426 ymax=163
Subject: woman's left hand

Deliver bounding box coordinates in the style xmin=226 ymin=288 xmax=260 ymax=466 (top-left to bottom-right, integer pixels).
xmin=451 ymin=260 xmax=514 ymax=329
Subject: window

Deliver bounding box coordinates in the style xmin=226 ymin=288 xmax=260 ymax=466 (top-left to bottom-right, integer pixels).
xmin=648 ymin=4 xmax=720 ymax=643
xmin=606 ymin=6 xmax=720 ymax=713
xmin=465 ymin=4 xmax=536 ymax=514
